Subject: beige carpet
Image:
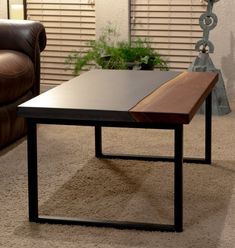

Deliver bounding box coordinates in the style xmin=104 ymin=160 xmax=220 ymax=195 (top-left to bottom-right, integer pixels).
xmin=0 ymin=101 xmax=235 ymax=248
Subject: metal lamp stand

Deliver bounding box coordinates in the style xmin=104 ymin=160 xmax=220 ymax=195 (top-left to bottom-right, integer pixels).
xmin=189 ymin=0 xmax=231 ymax=115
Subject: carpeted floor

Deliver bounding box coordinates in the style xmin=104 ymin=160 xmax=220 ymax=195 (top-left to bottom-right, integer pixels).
xmin=0 ymin=101 xmax=235 ymax=248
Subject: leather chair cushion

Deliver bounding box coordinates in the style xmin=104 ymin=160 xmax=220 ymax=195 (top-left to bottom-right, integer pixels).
xmin=0 ymin=91 xmax=32 ymax=149
xmin=0 ymin=50 xmax=34 ymax=105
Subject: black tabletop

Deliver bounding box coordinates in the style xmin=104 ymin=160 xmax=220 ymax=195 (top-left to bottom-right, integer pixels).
xmin=18 ymin=69 xmax=218 ymax=124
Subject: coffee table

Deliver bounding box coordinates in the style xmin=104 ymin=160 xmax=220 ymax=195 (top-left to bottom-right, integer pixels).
xmin=18 ymin=69 xmax=218 ymax=232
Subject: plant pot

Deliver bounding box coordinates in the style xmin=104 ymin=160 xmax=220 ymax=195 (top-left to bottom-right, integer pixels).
xmin=140 ymin=63 xmax=154 ymax=70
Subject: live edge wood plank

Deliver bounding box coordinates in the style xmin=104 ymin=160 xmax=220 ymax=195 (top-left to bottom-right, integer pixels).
xmin=129 ymin=71 xmax=218 ymax=124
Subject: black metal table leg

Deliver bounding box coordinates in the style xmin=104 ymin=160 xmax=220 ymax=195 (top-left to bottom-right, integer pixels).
xmin=26 ymin=109 xmax=211 ymax=232
xmin=26 ymin=121 xmax=181 ymax=232
xmin=205 ymin=93 xmax=212 ymax=164
xmin=95 ymin=126 xmax=102 ymax=157
xmin=27 ymin=119 xmax=39 ymax=222
xmin=97 ymin=95 xmax=212 ymax=164
xmin=174 ymin=125 xmax=183 ymax=232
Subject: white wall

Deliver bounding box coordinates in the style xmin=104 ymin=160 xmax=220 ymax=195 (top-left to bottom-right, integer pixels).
xmin=210 ymin=0 xmax=235 ymax=99
xmin=95 ymin=0 xmax=129 ymax=41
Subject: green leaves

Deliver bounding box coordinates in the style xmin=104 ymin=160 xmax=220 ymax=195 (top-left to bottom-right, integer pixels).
xmin=66 ymin=26 xmax=168 ymax=75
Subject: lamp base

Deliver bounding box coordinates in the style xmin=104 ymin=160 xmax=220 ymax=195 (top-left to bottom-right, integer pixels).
xmin=189 ymin=52 xmax=231 ymax=115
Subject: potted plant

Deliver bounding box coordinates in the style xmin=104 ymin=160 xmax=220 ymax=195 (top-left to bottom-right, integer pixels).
xmin=66 ymin=26 xmax=168 ymax=75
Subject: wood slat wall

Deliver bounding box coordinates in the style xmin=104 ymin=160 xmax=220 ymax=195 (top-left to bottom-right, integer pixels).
xmin=26 ymin=0 xmax=96 ymax=85
xmin=130 ymin=0 xmax=206 ymax=70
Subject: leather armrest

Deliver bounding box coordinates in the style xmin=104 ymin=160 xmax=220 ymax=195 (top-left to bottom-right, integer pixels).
xmin=0 ymin=19 xmax=47 ymax=95
xmin=0 ymin=19 xmax=46 ymax=61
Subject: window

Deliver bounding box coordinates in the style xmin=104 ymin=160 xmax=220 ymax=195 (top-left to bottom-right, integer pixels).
xmin=26 ymin=0 xmax=96 ymax=85
xmin=130 ymin=0 xmax=206 ymax=70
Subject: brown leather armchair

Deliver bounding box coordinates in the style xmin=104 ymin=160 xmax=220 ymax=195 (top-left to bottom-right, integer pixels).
xmin=0 ymin=20 xmax=46 ymax=150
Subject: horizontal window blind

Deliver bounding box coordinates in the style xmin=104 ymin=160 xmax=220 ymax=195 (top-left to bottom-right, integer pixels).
xmin=0 ymin=0 xmax=8 ymax=19
xmin=130 ymin=0 xmax=206 ymax=70
xmin=26 ymin=0 xmax=96 ymax=85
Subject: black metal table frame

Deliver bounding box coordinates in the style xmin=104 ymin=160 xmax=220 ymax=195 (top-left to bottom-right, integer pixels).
xmin=26 ymin=93 xmax=212 ymax=232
